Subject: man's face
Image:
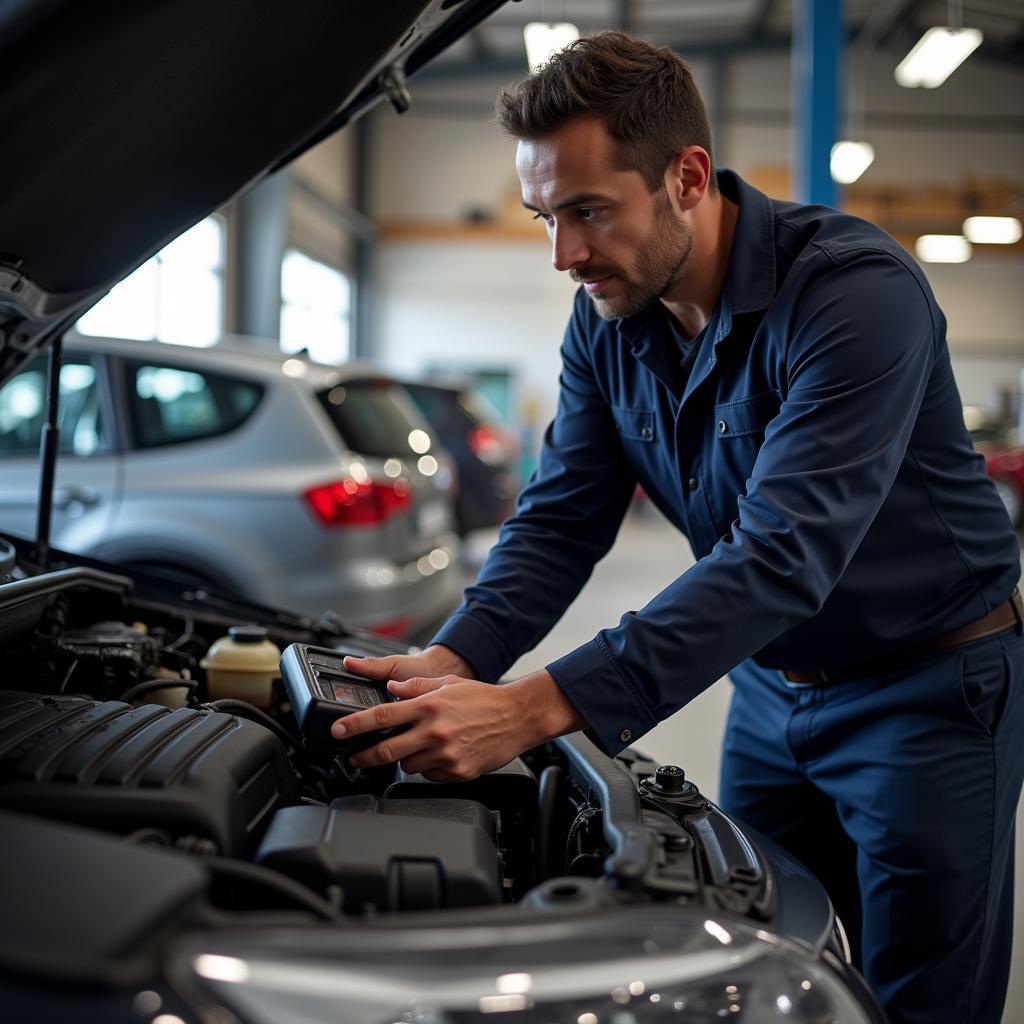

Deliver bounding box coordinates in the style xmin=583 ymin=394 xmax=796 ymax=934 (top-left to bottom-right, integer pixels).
xmin=516 ymin=117 xmax=693 ymax=320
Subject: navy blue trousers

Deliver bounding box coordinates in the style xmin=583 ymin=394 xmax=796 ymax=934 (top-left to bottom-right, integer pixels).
xmin=719 ymin=629 xmax=1024 ymax=1024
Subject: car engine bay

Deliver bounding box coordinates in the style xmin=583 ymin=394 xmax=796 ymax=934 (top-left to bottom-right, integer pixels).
xmin=0 ymin=532 xmax=863 ymax=1019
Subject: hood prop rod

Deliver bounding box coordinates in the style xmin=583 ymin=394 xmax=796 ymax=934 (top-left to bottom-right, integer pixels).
xmin=34 ymin=332 xmax=62 ymax=568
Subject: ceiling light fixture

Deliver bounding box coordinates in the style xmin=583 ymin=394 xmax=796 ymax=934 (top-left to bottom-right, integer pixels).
xmin=830 ymin=140 xmax=875 ymax=185
xmin=915 ymin=234 xmax=973 ymax=263
xmin=962 ymin=216 xmax=1023 ymax=245
xmin=523 ymin=22 xmax=579 ymax=73
xmin=895 ymin=1 xmax=982 ymax=88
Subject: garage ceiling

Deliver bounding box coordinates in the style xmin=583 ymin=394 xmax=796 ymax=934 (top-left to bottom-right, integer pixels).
xmin=429 ymin=0 xmax=1024 ymax=74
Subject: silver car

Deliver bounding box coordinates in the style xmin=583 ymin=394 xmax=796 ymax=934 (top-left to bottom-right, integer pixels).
xmin=0 ymin=333 xmax=461 ymax=639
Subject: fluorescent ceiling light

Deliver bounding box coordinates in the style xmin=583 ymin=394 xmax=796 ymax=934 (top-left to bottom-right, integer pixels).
xmin=916 ymin=234 xmax=972 ymax=263
xmin=830 ymin=140 xmax=875 ymax=184
xmin=963 ymin=216 xmax=1023 ymax=244
xmin=895 ymin=27 xmax=982 ymax=88
xmin=524 ymin=22 xmax=579 ymax=73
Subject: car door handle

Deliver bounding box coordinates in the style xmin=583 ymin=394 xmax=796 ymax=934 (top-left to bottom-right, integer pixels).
xmin=52 ymin=487 xmax=102 ymax=510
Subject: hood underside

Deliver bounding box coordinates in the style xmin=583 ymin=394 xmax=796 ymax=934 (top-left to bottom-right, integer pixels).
xmin=0 ymin=0 xmax=507 ymax=383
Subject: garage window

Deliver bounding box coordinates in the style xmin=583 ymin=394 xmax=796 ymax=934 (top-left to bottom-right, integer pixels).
xmin=76 ymin=216 xmax=225 ymax=347
xmin=280 ymin=249 xmax=352 ymax=365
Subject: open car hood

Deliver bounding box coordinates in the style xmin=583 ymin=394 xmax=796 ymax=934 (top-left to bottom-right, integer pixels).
xmin=0 ymin=0 xmax=508 ymax=385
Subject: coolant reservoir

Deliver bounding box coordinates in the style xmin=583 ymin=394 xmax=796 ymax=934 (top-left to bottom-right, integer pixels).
xmin=200 ymin=625 xmax=280 ymax=708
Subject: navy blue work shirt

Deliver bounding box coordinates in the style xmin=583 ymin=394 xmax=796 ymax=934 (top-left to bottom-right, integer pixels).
xmin=432 ymin=169 xmax=1020 ymax=756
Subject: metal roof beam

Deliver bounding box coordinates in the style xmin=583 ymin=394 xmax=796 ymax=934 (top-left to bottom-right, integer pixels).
xmin=852 ymin=0 xmax=923 ymax=48
xmin=416 ymin=33 xmax=792 ymax=81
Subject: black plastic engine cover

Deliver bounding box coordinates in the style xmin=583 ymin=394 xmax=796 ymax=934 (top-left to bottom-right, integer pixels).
xmin=0 ymin=692 xmax=298 ymax=857
xmin=255 ymin=796 xmax=501 ymax=912
xmin=0 ymin=810 xmax=207 ymax=988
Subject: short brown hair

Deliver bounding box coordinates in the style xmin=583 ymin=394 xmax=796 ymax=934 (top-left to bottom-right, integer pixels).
xmin=496 ymin=31 xmax=715 ymax=193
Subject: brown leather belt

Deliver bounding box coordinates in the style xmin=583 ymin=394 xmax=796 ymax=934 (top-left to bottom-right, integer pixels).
xmin=783 ymin=587 xmax=1024 ymax=685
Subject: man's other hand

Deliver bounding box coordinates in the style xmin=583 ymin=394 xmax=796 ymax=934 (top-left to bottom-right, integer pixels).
xmin=342 ymin=644 xmax=473 ymax=685
xmin=330 ymin=668 xmax=586 ymax=782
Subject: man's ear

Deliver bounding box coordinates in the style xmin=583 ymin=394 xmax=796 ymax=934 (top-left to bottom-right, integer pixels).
xmin=666 ymin=146 xmax=712 ymax=212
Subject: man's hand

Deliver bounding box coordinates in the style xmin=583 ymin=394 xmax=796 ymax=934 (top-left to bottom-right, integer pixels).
xmin=341 ymin=644 xmax=473 ymax=685
xmin=331 ymin=667 xmax=586 ymax=782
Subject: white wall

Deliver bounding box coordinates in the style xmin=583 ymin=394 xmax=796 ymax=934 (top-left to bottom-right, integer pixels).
xmin=293 ymin=128 xmax=356 ymax=208
xmin=289 ymin=129 xmax=358 ymax=272
xmin=952 ymin=354 xmax=1023 ymax=415
xmin=369 ymin=110 xmax=519 ymax=225
xmin=374 ymin=240 xmax=574 ymax=431
xmin=927 ymin=259 xmax=1024 ymax=354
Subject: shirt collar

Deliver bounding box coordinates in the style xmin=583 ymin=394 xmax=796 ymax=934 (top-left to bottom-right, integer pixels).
xmin=717 ymin=168 xmax=777 ymax=316
xmin=615 ymin=168 xmax=777 ymax=349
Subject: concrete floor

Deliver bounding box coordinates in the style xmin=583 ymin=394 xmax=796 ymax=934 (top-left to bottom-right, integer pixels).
xmin=468 ymin=505 xmax=1024 ymax=1022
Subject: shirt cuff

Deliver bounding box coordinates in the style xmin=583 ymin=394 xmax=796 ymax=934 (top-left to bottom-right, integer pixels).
xmin=545 ymin=637 xmax=658 ymax=757
xmin=429 ymin=611 xmax=515 ymax=684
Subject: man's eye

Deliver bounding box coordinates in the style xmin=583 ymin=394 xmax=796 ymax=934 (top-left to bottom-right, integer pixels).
xmin=577 ymin=207 xmax=601 ymax=221
xmin=531 ymin=212 xmax=552 ymax=224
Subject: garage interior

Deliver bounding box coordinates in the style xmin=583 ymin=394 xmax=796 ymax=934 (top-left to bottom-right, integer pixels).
xmin=266 ymin=2 xmax=1024 ymax=1012
xmin=5 ymin=0 xmax=1023 ymax=1019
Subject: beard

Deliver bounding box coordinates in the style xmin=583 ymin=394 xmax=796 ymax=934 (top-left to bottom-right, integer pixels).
xmin=571 ymin=189 xmax=693 ymax=321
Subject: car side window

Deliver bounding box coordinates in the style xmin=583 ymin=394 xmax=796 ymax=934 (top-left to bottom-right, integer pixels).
xmin=0 ymin=355 xmax=106 ymax=457
xmin=126 ymin=361 xmax=262 ymax=449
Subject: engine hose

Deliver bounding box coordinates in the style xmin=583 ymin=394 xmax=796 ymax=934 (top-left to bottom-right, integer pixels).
xmin=565 ymin=806 xmax=601 ymax=873
xmin=122 ymin=677 xmax=198 ymax=702
xmin=537 ymin=765 xmax=564 ymax=882
xmin=205 ymin=857 xmax=344 ymax=922
xmin=202 ymin=699 xmax=300 ymax=753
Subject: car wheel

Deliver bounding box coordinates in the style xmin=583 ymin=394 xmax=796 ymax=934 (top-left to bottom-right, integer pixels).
xmin=992 ymin=477 xmax=1022 ymax=527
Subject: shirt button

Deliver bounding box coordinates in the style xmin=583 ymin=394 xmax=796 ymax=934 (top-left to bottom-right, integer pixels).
xmin=688 ymin=477 xmax=699 ymax=491
xmin=619 ymin=728 xmax=632 ymax=743
xmin=718 ymin=420 xmax=728 ymax=433
xmin=641 ymin=427 xmax=652 ymax=438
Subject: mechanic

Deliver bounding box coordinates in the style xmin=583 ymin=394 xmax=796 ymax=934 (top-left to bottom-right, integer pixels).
xmin=333 ymin=31 xmax=1024 ymax=1024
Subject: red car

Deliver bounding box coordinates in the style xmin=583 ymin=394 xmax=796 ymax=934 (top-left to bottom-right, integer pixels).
xmin=971 ymin=421 xmax=1024 ymax=527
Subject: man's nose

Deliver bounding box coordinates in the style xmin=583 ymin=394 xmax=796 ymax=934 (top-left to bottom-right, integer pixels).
xmin=551 ymin=224 xmax=589 ymax=272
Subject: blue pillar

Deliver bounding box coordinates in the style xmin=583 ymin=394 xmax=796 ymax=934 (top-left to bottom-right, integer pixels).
xmin=792 ymin=0 xmax=842 ymax=206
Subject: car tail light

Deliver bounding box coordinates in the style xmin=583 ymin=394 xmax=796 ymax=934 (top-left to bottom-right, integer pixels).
xmin=304 ymin=478 xmax=411 ymax=526
xmin=468 ymin=425 xmax=514 ymax=466
xmin=367 ymin=615 xmax=415 ymax=638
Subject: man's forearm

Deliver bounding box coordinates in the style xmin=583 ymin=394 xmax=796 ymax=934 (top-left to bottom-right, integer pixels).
xmin=422 ymin=643 xmax=475 ymax=678
xmin=504 ymin=668 xmax=587 ymax=746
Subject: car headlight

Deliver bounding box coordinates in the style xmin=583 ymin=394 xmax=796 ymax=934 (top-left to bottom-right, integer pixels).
xmin=181 ymin=908 xmax=880 ymax=1023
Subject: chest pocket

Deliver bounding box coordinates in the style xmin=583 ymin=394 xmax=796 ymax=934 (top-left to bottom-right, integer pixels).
xmin=612 ymin=406 xmax=655 ymax=442
xmin=710 ymin=390 xmax=781 ymax=527
xmin=713 ymin=390 xmax=780 ymax=438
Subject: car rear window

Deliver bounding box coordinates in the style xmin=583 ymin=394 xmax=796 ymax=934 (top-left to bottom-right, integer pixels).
xmin=407 ymin=383 xmax=504 ymax=431
xmin=406 ymin=385 xmax=473 ymax=433
xmin=126 ymin=360 xmax=263 ymax=449
xmin=317 ymin=379 xmax=434 ymax=459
